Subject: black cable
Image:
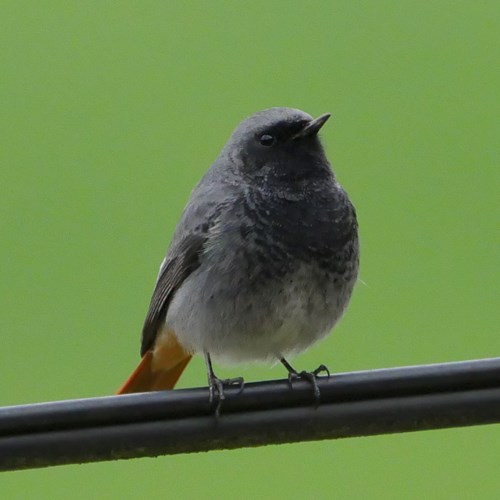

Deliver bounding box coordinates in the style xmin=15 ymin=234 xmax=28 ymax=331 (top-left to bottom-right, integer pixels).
xmin=1 ymin=357 xmax=499 ymax=471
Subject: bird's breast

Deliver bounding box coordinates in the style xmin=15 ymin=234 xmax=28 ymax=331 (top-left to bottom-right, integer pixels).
xmin=166 ymin=208 xmax=358 ymax=364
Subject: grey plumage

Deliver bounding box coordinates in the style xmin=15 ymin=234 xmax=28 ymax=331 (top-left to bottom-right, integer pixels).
xmin=142 ymin=107 xmax=359 ymax=367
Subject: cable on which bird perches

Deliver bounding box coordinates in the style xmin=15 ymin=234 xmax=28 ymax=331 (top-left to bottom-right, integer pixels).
xmin=0 ymin=357 xmax=500 ymax=472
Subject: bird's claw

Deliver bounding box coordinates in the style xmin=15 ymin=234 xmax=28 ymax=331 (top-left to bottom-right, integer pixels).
xmin=286 ymin=363 xmax=330 ymax=407
xmin=223 ymin=376 xmax=245 ymax=394
xmin=208 ymin=375 xmax=223 ymax=403
xmin=312 ymin=364 xmax=330 ymax=378
xmin=208 ymin=375 xmax=245 ymax=416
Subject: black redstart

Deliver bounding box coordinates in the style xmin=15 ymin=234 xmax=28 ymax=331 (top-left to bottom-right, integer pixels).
xmin=117 ymin=107 xmax=359 ymax=409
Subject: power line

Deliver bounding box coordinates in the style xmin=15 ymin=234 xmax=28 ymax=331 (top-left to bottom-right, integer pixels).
xmin=1 ymin=357 xmax=500 ymax=471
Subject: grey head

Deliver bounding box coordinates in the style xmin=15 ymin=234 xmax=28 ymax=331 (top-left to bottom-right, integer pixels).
xmin=218 ymin=107 xmax=333 ymax=187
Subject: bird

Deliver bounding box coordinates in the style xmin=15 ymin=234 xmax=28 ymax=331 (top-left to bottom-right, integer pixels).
xmin=117 ymin=107 xmax=359 ymax=410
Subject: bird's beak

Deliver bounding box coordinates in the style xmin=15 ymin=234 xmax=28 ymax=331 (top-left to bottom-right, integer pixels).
xmin=292 ymin=113 xmax=331 ymax=140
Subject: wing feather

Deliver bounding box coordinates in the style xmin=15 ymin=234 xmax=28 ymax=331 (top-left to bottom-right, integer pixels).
xmin=140 ymin=232 xmax=206 ymax=355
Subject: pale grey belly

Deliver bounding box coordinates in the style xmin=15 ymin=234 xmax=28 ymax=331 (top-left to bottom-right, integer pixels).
xmin=165 ymin=262 xmax=356 ymax=364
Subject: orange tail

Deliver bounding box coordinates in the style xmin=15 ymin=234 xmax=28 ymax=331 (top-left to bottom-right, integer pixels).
xmin=117 ymin=330 xmax=192 ymax=394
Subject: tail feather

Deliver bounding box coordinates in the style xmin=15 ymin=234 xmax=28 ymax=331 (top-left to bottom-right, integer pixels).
xmin=116 ymin=351 xmax=192 ymax=394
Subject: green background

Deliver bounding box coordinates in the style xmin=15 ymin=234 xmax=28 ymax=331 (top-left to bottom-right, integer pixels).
xmin=1 ymin=1 xmax=499 ymax=498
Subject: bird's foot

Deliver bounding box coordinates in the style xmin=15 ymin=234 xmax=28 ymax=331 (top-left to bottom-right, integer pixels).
xmin=208 ymin=375 xmax=245 ymax=416
xmin=281 ymin=359 xmax=330 ymax=406
xmin=205 ymin=353 xmax=245 ymax=416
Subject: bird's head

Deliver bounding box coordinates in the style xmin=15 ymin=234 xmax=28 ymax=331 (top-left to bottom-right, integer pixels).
xmin=221 ymin=107 xmax=332 ymax=185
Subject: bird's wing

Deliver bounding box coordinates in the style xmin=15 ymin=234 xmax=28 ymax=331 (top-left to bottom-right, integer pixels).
xmin=140 ymin=231 xmax=206 ymax=356
xmin=140 ymin=165 xmax=239 ymax=356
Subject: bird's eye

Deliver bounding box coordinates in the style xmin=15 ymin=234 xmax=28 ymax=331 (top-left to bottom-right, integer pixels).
xmin=259 ymin=134 xmax=276 ymax=147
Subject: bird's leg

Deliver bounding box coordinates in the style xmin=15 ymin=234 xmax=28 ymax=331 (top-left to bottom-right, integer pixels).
xmin=280 ymin=358 xmax=330 ymax=405
xmin=204 ymin=352 xmax=244 ymax=416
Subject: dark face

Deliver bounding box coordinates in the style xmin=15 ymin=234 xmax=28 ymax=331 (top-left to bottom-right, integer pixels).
xmin=226 ymin=108 xmax=333 ymax=185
